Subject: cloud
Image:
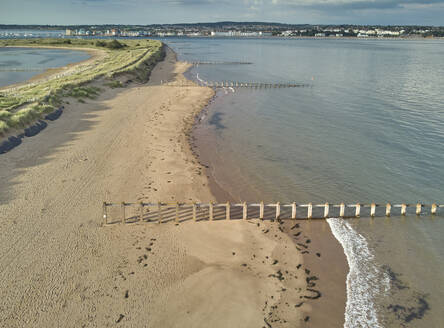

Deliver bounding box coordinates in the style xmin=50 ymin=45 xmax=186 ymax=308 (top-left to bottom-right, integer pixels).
xmin=272 ymin=0 xmax=444 ymax=10
xmin=2 ymin=0 xmax=443 ymax=24
xmin=72 ymin=0 xmax=444 ymax=11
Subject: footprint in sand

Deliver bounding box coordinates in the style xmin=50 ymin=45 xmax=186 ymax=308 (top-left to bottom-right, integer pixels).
xmin=116 ymin=314 xmax=125 ymax=323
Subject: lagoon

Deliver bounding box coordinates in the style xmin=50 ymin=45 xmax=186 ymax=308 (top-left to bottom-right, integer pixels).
xmin=0 ymin=47 xmax=90 ymax=87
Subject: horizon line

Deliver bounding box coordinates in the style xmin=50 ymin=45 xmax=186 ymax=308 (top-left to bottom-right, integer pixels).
xmin=0 ymin=21 xmax=443 ymax=28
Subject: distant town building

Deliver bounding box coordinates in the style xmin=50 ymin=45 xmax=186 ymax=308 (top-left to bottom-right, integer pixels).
xmin=16 ymin=23 xmax=441 ymax=41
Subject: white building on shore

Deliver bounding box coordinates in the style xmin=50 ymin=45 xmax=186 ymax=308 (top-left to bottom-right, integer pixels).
xmin=211 ymin=31 xmax=263 ymax=37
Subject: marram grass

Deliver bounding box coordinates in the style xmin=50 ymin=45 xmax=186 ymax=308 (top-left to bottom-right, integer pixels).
xmin=0 ymin=38 xmax=164 ymax=135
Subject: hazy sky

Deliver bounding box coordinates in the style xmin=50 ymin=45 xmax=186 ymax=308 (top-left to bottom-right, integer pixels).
xmin=1 ymin=0 xmax=443 ymax=26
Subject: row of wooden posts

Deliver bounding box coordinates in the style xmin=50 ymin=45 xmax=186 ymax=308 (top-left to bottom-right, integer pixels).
xmin=188 ymin=61 xmax=253 ymax=65
xmin=198 ymin=81 xmax=309 ymax=88
xmin=103 ymin=201 xmax=442 ymax=225
xmin=160 ymin=80 xmax=308 ymax=89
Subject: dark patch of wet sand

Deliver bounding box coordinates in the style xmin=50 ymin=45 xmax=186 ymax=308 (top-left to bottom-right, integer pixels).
xmin=282 ymin=219 xmax=347 ymax=328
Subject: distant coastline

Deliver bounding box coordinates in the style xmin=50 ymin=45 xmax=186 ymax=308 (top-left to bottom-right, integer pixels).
xmin=157 ymin=35 xmax=444 ymax=41
xmin=1 ymin=22 xmax=444 ymax=39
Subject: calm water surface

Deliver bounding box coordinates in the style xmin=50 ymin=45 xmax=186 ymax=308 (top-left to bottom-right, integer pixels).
xmin=0 ymin=47 xmax=90 ymax=87
xmin=165 ymin=37 xmax=444 ymax=327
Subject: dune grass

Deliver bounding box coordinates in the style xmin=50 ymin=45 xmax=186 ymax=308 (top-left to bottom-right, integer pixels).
xmin=0 ymin=38 xmax=164 ymax=135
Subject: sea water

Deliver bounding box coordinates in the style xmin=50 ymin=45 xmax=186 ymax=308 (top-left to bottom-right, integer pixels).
xmin=0 ymin=47 xmax=90 ymax=87
xmin=164 ymin=37 xmax=444 ymax=327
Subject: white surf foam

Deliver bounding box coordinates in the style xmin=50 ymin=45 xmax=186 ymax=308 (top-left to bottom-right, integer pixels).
xmin=196 ymin=73 xmax=204 ymax=83
xmin=327 ymin=218 xmax=390 ymax=328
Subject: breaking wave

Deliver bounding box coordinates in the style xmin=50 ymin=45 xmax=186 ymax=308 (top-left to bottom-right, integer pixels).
xmin=327 ymin=218 xmax=390 ymax=328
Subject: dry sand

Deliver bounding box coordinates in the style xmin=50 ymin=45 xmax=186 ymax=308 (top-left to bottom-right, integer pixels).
xmin=0 ymin=47 xmax=313 ymax=327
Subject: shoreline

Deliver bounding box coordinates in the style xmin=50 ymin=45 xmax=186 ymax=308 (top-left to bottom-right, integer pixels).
xmin=188 ymin=68 xmax=348 ymax=327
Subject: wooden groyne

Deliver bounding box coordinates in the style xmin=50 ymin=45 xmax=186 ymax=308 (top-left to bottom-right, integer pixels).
xmin=198 ymin=81 xmax=309 ymax=88
xmin=102 ymin=201 xmax=443 ymax=225
xmin=188 ymin=61 xmax=253 ymax=65
xmin=161 ymin=80 xmax=309 ymax=89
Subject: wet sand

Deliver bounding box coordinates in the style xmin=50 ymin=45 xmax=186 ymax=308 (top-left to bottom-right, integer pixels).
xmin=0 ymin=46 xmax=312 ymax=327
xmin=283 ymin=220 xmax=348 ymax=328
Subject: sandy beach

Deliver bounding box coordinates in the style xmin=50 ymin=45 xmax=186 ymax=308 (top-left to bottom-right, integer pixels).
xmin=0 ymin=46 xmax=322 ymax=327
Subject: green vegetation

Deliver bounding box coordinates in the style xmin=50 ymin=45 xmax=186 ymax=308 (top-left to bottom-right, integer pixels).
xmin=0 ymin=38 xmax=164 ymax=135
xmin=105 ymin=80 xmax=124 ymax=88
xmin=106 ymin=39 xmax=126 ymax=49
xmin=65 ymin=86 xmax=101 ymax=99
xmin=95 ymin=39 xmax=126 ymax=49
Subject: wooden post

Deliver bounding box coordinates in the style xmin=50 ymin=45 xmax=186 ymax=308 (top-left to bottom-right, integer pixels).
xmin=324 ymin=203 xmax=329 ymax=218
xmin=355 ymin=203 xmax=361 ymax=218
xmin=416 ymin=203 xmax=422 ymax=215
xmin=175 ymin=202 xmax=180 ymax=223
xmin=103 ymin=202 xmax=108 ymax=225
xmin=370 ymin=203 xmax=376 ymax=217
xmin=431 ymin=203 xmax=437 ymax=215
xmin=193 ymin=203 xmax=197 ymax=222
xmin=339 ymin=203 xmax=345 ymax=218
xmin=260 ymin=201 xmax=264 ymax=220
xmin=243 ymin=202 xmax=248 ymax=220
xmin=307 ymin=203 xmax=313 ymax=219
xmin=292 ymin=202 xmax=297 ymax=219
xmin=275 ymin=202 xmax=281 ymax=220
xmin=209 ymin=202 xmax=214 ymax=221
xmin=226 ymin=202 xmax=231 ymax=220
xmin=386 ymin=203 xmax=391 ymax=217
xmin=401 ymin=204 xmax=407 ymax=215
xmin=121 ymin=202 xmax=126 ymax=224
xmin=140 ymin=202 xmax=144 ymax=222
xmin=157 ymin=202 xmax=162 ymax=224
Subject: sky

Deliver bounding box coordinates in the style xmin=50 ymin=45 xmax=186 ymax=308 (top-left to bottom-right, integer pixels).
xmin=1 ymin=0 xmax=443 ymax=26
